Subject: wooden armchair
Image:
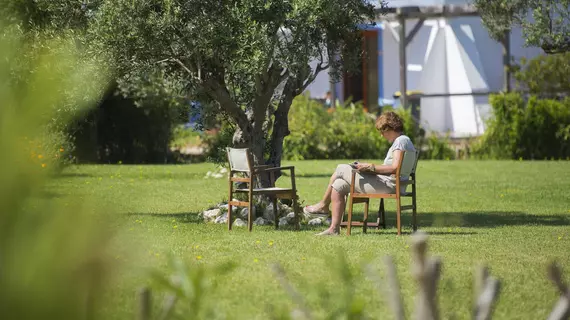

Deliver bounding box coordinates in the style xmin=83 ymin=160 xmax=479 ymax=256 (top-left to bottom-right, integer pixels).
xmin=341 ymin=150 xmax=419 ymax=236
xmin=226 ymin=147 xmax=300 ymax=232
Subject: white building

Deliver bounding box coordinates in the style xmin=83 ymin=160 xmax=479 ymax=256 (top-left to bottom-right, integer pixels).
xmin=305 ymin=0 xmax=543 ymax=138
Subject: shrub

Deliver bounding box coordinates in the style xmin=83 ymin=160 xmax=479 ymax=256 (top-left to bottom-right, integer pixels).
xmin=284 ymin=95 xmax=391 ymax=161
xmin=70 ymin=87 xmax=190 ymax=164
xmin=473 ymin=93 xmax=570 ymax=160
xmin=1 ymin=20 xmax=112 ymax=320
xmin=512 ymin=53 xmax=570 ymax=99
xmin=201 ymin=94 xmax=457 ymax=163
xmin=284 ymin=95 xmax=455 ymax=161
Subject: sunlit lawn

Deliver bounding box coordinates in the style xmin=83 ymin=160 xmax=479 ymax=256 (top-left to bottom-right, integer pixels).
xmin=46 ymin=160 xmax=570 ymax=319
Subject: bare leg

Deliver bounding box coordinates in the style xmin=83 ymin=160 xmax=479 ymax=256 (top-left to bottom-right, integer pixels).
xmin=306 ymin=172 xmax=336 ymax=213
xmin=316 ymin=189 xmax=345 ymax=236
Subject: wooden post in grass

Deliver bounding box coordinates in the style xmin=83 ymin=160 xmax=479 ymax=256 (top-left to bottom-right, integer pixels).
xmin=158 ymin=293 xmax=177 ymax=320
xmin=383 ymin=256 xmax=406 ymax=320
xmin=411 ymin=231 xmax=441 ymax=320
xmin=473 ymin=265 xmax=501 ymax=320
xmin=137 ymin=287 xmax=152 ymax=320
xmin=546 ymin=262 xmax=570 ymax=320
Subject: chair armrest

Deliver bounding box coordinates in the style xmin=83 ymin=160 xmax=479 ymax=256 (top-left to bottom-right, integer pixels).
xmin=253 ymin=165 xmax=273 ymax=172
xmin=256 ymin=166 xmax=295 ymax=173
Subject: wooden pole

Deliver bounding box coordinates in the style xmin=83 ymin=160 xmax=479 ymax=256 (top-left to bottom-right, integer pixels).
xmin=136 ymin=287 xmax=152 ymax=320
xmin=398 ymin=14 xmax=408 ymax=109
xmin=502 ymin=30 xmax=511 ymax=92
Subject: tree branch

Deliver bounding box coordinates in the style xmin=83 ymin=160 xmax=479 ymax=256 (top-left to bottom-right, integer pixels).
xmin=203 ymin=78 xmax=250 ymax=132
xmin=294 ymin=61 xmax=328 ymax=95
xmin=171 ymin=58 xmax=194 ymax=75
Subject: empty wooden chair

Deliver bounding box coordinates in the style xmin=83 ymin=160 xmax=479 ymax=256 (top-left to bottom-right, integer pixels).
xmin=341 ymin=150 xmax=419 ymax=236
xmin=226 ymin=147 xmax=300 ymax=231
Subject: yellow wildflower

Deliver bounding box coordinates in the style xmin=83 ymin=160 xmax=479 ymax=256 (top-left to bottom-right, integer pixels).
xmin=196 ymin=255 xmax=202 ymax=260
xmin=38 ymin=154 xmax=43 ymax=159
xmin=59 ymin=148 xmax=64 ymax=152
xmin=41 ymin=163 xmax=46 ymax=168
xmin=173 ymin=225 xmax=178 ymax=229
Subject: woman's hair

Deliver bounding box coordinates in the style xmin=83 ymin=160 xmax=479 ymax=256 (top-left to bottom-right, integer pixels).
xmin=375 ymin=111 xmax=404 ymax=133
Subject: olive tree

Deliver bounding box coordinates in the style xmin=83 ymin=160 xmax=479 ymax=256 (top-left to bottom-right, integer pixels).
xmin=474 ymin=0 xmax=570 ymax=54
xmin=91 ymin=0 xmax=383 ymax=177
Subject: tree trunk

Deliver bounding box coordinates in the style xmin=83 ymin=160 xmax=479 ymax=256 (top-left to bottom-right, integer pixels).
xmin=267 ymin=93 xmax=294 ymax=181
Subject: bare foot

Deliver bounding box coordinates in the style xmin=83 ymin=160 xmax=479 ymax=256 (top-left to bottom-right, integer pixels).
xmin=303 ymin=203 xmax=330 ymax=215
xmin=315 ymin=228 xmax=340 ymax=236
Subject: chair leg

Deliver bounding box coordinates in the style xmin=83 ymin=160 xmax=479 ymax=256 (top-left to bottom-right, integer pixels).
xmin=292 ymin=194 xmax=300 ymax=231
xmin=412 ymin=190 xmax=417 ymax=233
xmin=378 ymin=199 xmax=386 ymax=229
xmin=363 ymin=200 xmax=369 ymax=234
xmin=228 ymin=183 xmax=233 ymax=231
xmin=347 ymin=195 xmax=354 ymax=236
xmin=248 ymin=193 xmax=254 ymax=232
xmin=228 ymin=204 xmax=233 ymax=231
xmin=273 ymin=197 xmax=278 ymax=230
xmin=396 ymin=196 xmax=402 ymax=236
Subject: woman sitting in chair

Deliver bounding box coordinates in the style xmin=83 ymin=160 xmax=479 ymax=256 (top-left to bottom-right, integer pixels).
xmin=304 ymin=111 xmax=416 ymax=236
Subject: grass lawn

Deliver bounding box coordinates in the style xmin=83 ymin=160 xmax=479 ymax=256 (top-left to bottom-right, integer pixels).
xmin=46 ymin=160 xmax=570 ymax=319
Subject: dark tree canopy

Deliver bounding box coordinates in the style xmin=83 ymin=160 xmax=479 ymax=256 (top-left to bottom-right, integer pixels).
xmin=91 ymin=0 xmax=383 ymax=171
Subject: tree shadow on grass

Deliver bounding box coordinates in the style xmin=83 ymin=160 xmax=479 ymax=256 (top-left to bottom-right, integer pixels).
xmin=347 ymin=210 xmax=570 ymax=229
xmin=52 ymin=172 xmax=92 ymax=178
xmin=124 ymin=210 xmax=570 ymax=233
xmin=126 ymin=212 xmax=203 ymax=224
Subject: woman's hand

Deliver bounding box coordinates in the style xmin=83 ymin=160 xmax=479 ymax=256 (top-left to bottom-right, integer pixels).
xmin=355 ymin=162 xmax=376 ymax=173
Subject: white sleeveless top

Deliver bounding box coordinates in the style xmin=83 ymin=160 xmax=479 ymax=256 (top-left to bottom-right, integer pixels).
xmin=383 ymin=135 xmax=416 ymax=181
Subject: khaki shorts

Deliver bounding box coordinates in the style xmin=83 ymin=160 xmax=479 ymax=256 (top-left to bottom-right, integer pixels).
xmin=331 ymin=164 xmax=396 ymax=196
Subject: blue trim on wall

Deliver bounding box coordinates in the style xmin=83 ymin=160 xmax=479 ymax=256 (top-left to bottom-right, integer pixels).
xmin=356 ymin=23 xmax=381 ymax=30
xmin=378 ymin=24 xmax=384 ymax=107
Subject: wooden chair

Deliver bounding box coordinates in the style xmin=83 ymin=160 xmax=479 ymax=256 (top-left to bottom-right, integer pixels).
xmin=226 ymin=147 xmax=300 ymax=232
xmin=341 ymin=150 xmax=419 ymax=236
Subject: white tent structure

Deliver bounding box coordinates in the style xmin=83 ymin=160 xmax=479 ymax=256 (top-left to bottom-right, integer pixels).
xmin=304 ymin=0 xmax=543 ymax=138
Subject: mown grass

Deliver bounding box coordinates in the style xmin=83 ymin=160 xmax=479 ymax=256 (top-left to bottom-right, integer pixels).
xmin=45 ymin=160 xmax=570 ymax=319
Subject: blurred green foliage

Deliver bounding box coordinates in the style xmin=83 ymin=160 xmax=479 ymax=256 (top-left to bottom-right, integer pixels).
xmin=202 ymin=94 xmax=456 ymax=163
xmin=473 ymin=93 xmax=570 ymax=159
xmin=0 ymin=20 xmax=114 ymax=319
xmin=512 ymin=52 xmax=570 ymax=99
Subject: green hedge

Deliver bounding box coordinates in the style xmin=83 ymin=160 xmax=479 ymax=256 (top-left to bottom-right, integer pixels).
xmin=201 ymin=94 xmax=456 ymax=163
xmin=283 ymin=95 xmax=390 ymax=160
xmin=283 ymin=94 xmax=455 ymax=161
xmin=473 ymin=93 xmax=570 ymax=160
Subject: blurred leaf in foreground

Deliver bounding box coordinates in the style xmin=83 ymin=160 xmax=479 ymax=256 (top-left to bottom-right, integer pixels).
xmin=0 ymin=20 xmax=113 ymax=319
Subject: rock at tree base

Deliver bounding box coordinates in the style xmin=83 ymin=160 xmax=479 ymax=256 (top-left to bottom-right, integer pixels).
xmin=278 ymin=217 xmax=289 ymax=227
xmin=202 ymin=208 xmax=221 ymax=222
xmin=233 ymin=218 xmax=246 ymax=227
xmin=308 ymin=218 xmax=323 ymax=226
xmin=214 ymin=212 xmax=228 ymax=224
xmin=254 ymin=217 xmax=270 ymax=225
xmin=263 ymin=203 xmax=276 ymax=221
xmin=240 ymin=207 xmax=255 ymax=220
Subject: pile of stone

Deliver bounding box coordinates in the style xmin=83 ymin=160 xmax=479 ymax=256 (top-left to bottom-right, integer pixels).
xmin=199 ymin=200 xmax=331 ymax=228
